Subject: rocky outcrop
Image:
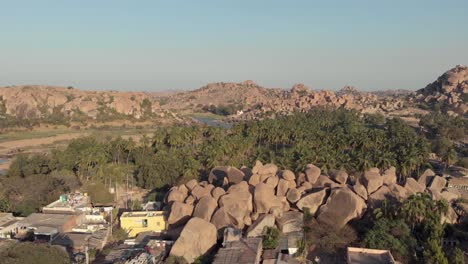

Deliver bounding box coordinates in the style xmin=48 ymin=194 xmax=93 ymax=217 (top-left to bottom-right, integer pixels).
xmin=193 ymin=196 xmax=217 ymax=222
xmin=246 ymin=214 xmax=276 ymax=237
xmin=361 ymin=168 xmax=383 ymax=194
xmin=296 ymin=189 xmax=328 ymax=214
xmin=418 ymin=169 xmax=435 ymax=187
xmin=163 ymin=160 xmax=463 ymax=259
xmin=440 ymin=190 xmax=460 ymax=203
xmin=328 ymin=170 xmax=348 ymax=184
xmin=280 ymin=170 xmax=296 ymax=181
xmin=428 ymin=176 xmax=447 ymax=193
xmin=317 ymin=187 xmax=367 ymax=229
xmin=168 ymin=202 xmax=194 ymax=227
xmin=211 ymin=207 xmax=230 ymax=230
xmin=286 ymin=188 xmax=303 ymax=204
xmin=166 ymin=187 xmax=188 ymax=203
xmin=405 ymin=178 xmax=426 ymax=194
xmin=211 ymin=187 xmax=225 ymax=201
xmin=218 ymin=182 xmax=253 ymax=229
xmin=208 ymin=166 xmax=245 ymax=186
xmin=191 ymin=185 xmax=214 ymax=200
xmin=170 ymin=217 xmax=217 ymax=263
xmin=368 ymin=184 xmax=408 ymax=208
xmin=416 ymin=65 xmax=468 ymax=115
xmin=254 ymin=183 xmax=284 ymax=214
xmin=368 ymin=186 xmax=392 ymax=207
xmin=0 ymin=85 xmax=164 ymax=121
xmin=253 ymin=162 xmax=278 ymax=176
xmin=185 ymin=179 xmax=198 ymax=191
xmin=382 ymin=167 xmax=397 ymax=185
xmin=276 ymin=211 xmax=303 ymax=233
xmin=314 ymin=175 xmax=339 ymax=188
xmin=352 ymin=182 xmax=368 ymax=200
xmin=305 ymin=165 xmax=321 ymax=184
xmin=277 ymin=179 xmax=291 ymax=197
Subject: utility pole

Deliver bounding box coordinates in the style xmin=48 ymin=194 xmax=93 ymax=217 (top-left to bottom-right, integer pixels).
xmin=110 ymin=208 xmax=113 ymax=237
xmin=85 ymin=245 xmax=89 ymax=264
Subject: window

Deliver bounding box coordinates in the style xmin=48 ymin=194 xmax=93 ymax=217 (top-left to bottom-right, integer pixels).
xmin=142 ymin=219 xmax=148 ymax=227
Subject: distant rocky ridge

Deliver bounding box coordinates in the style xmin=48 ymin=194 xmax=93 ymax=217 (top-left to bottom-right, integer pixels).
xmin=0 ymin=85 xmax=174 ymax=122
xmin=415 ymin=65 xmax=468 ymax=116
xmin=0 ymin=65 xmax=466 ymax=125
xmin=160 ymin=80 xmax=283 ymax=111
xmin=166 ymin=161 xmax=459 ymax=262
xmin=227 ymin=83 xmax=408 ymax=121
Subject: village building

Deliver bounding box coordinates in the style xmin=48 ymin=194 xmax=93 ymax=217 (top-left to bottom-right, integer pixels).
xmin=42 ymin=192 xmax=91 ymax=215
xmin=278 ymin=231 xmax=304 ymax=255
xmin=263 ymin=250 xmax=301 ymax=264
xmin=347 ymin=247 xmax=398 ymax=264
xmin=104 ymin=233 xmax=173 ymax=264
xmin=213 ymin=237 xmax=263 ymax=264
xmin=17 ymin=213 xmax=83 ymax=241
xmin=0 ymin=213 xmax=22 ymax=239
xmin=120 ymin=211 xmax=167 ymax=238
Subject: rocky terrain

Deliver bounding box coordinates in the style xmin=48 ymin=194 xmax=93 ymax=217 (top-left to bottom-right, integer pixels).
xmin=231 ymin=84 xmax=408 ymax=121
xmin=0 ymin=65 xmax=466 ymax=126
xmin=165 ymin=161 xmax=459 ymax=262
xmin=0 ymin=85 xmax=169 ymax=121
xmin=414 ymin=64 xmax=468 ymax=116
xmin=163 ymin=65 xmax=466 ymax=121
xmin=160 ymin=80 xmax=283 ymax=112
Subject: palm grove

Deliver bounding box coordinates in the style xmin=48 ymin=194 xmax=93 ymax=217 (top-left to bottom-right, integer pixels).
xmin=0 ymin=108 xmax=467 ymax=263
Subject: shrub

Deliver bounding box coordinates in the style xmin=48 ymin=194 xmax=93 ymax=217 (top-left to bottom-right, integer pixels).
xmin=0 ymin=242 xmax=70 ymax=264
xmin=263 ymin=226 xmax=280 ymax=249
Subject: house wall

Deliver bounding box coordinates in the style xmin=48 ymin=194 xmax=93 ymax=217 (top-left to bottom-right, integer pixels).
xmin=120 ymin=212 xmax=166 ymax=237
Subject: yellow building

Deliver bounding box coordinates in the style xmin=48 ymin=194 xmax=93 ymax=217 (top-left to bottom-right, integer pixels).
xmin=120 ymin=211 xmax=167 ymax=237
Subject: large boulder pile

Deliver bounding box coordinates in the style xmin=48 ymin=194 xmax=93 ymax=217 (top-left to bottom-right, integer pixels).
xmin=166 ymin=162 xmax=459 ymax=260
xmin=415 ymin=65 xmax=468 ymax=116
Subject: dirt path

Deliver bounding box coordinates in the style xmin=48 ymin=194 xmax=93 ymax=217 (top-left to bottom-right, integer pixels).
xmin=0 ymin=132 xmax=89 ymax=171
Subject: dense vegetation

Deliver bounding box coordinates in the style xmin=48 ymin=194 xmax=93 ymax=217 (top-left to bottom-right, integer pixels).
xmin=302 ymin=193 xmax=465 ymax=263
xmin=419 ymin=112 xmax=468 ymax=168
xmin=0 ymin=242 xmax=70 ymax=264
xmin=362 ymin=193 xmax=463 ymax=264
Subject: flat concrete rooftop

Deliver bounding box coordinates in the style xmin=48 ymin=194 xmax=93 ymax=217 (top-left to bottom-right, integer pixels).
xmin=121 ymin=211 xmax=165 ymax=218
xmin=347 ymin=247 xmax=397 ymax=264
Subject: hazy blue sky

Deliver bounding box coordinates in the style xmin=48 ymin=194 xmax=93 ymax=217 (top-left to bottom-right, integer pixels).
xmin=1 ymin=0 xmax=467 ymax=91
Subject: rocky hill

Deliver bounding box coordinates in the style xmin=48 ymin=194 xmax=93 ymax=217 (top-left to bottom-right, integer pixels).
xmin=160 ymin=81 xmax=408 ymax=121
xmin=0 ymin=85 xmax=168 ymax=122
xmin=415 ymin=65 xmax=468 ymax=116
xmin=230 ymin=84 xmax=407 ymax=121
xmin=160 ymin=80 xmax=283 ymax=111
xmin=1 ymin=65 xmax=465 ymax=126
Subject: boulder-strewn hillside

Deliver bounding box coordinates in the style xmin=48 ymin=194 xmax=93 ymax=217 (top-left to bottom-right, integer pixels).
xmin=166 ymin=161 xmax=459 ymax=262
xmin=160 ymin=81 xmax=409 ymax=121
xmin=160 ymin=80 xmax=283 ymax=111
xmin=231 ymin=84 xmax=407 ymax=121
xmin=0 ymin=85 xmax=165 ymax=121
xmin=415 ymin=65 xmax=468 ymax=115
xmin=1 ymin=65 xmax=465 ymax=125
